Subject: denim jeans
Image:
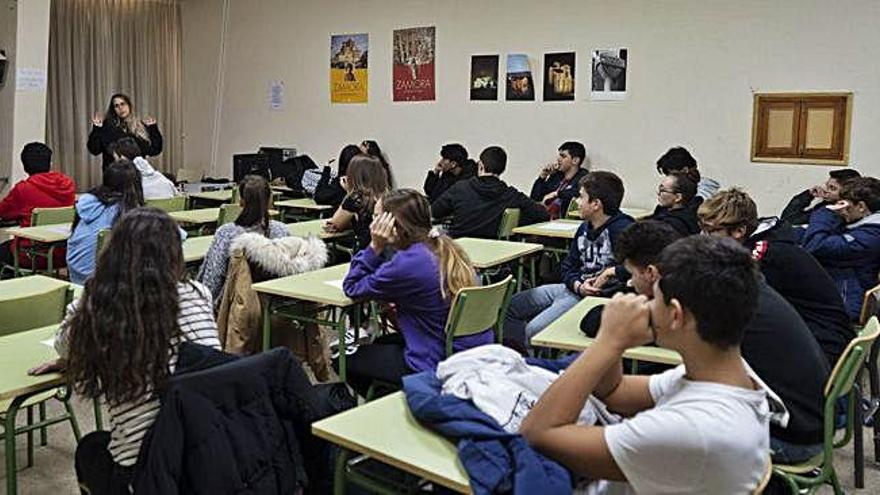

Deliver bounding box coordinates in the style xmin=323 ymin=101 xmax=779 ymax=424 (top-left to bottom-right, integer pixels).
xmin=770 ymin=436 xmax=823 ymax=464
xmin=504 ymin=283 xmax=581 ymax=349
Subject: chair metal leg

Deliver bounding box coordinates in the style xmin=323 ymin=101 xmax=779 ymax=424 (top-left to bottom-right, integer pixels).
xmin=26 ymin=406 xmax=34 ymax=468
xmin=261 ymin=294 xmax=273 ymax=351
xmin=868 ymin=340 xmax=880 ymax=462
xmin=5 ymin=395 xmax=25 ymax=495
xmin=39 ymin=402 xmax=47 ymax=446
xmin=854 ymin=385 xmax=864 ymax=488
xmin=333 ymin=447 xmax=349 ymax=495
xmin=64 ymin=398 xmax=82 ymax=441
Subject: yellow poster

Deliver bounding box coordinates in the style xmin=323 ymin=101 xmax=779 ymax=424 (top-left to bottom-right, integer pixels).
xmin=330 ymin=33 xmax=368 ymax=103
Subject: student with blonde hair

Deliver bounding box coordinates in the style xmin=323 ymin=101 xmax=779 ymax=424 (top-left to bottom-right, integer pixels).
xmin=342 ymin=189 xmax=491 ymax=396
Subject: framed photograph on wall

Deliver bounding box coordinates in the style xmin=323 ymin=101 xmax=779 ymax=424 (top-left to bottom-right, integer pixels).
xmin=392 ymin=26 xmax=436 ymax=102
xmin=470 ymin=55 xmax=499 ymax=101
xmin=543 ymin=52 xmax=575 ymax=101
xmin=506 ymin=53 xmax=535 ymax=101
xmin=591 ymin=48 xmax=628 ymax=101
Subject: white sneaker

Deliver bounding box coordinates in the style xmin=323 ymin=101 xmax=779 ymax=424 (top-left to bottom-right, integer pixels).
xmin=330 ymin=328 xmax=359 ymax=359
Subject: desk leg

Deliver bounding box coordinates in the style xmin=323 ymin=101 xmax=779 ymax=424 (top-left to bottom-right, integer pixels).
xmin=261 ymin=294 xmax=273 ymax=351
xmin=5 ymin=395 xmax=24 ymax=495
xmin=12 ymin=238 xmax=20 ymax=277
xmin=333 ymin=447 xmax=349 ymax=495
xmin=516 ymin=260 xmax=524 ymax=292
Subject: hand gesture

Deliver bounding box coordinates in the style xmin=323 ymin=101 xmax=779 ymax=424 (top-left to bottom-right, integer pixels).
xmin=322 ymin=219 xmax=337 ymax=232
xmin=433 ymin=161 xmax=444 ymax=173
xmin=539 ymin=162 xmax=556 ymax=179
xmin=594 ymin=293 xmax=654 ymax=352
xmin=369 ymin=212 xmax=396 ymax=253
xmin=143 ymin=116 xmax=156 ymax=126
xmin=542 ymin=191 xmax=558 ymax=203
xmin=91 ymin=112 xmax=104 ymax=126
xmin=28 ymin=358 xmax=64 ymax=376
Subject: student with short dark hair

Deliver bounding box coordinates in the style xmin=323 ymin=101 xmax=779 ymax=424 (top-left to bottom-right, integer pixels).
xmin=198 ymin=175 xmax=289 ymax=303
xmin=781 ymin=169 xmax=861 ymax=226
xmin=423 ymin=143 xmax=477 ymax=203
xmin=647 ymin=171 xmax=700 ymax=236
xmin=110 ymin=137 xmax=178 ymax=200
xmin=0 ymin=142 xmax=76 ymax=270
xmin=611 ymin=220 xmax=829 ymax=464
xmin=801 ymin=176 xmax=880 ymax=319
xmin=67 ymin=159 xmax=144 ymax=284
xmin=530 ymin=141 xmax=588 ymax=219
xmin=521 ymin=236 xmax=777 ymax=493
xmin=431 ymin=145 xmax=549 ymax=238
xmin=506 ymin=171 xmax=633 ymax=346
xmin=30 ymin=207 xmax=220 ymax=492
xmin=655 ymin=146 xmax=719 ymax=199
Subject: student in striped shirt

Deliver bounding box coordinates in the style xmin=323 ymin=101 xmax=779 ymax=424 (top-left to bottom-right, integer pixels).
xmin=29 ymin=207 xmax=220 ymax=493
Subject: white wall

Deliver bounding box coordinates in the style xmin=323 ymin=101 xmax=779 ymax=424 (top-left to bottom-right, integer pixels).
xmin=0 ymin=0 xmax=17 ymax=189
xmin=184 ymin=0 xmax=880 ymax=214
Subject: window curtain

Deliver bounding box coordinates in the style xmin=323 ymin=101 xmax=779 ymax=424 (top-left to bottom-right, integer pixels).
xmin=47 ymin=0 xmax=183 ymax=189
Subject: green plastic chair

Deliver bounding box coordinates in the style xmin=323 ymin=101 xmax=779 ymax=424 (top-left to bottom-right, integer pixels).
xmin=0 ymin=282 xmax=81 ymax=494
xmin=496 ymin=208 xmax=521 ymax=240
xmin=3 ymin=206 xmax=76 ymax=277
xmin=146 ymin=196 xmax=187 ymax=212
xmin=772 ymin=317 xmax=880 ymax=494
xmin=443 ymin=275 xmax=515 ymax=356
xmin=218 ymin=204 xmax=243 ymax=226
xmin=31 ymin=206 xmax=75 ymax=226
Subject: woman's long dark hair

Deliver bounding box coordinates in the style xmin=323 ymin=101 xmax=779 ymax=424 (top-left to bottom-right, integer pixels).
xmin=72 ymin=159 xmax=144 ymax=230
xmin=235 ymin=175 xmax=271 ymax=234
xmin=362 ymin=140 xmax=396 ymax=187
xmin=346 ymin=155 xmax=390 ymax=214
xmin=66 ymin=207 xmax=185 ymax=406
xmin=338 ymin=144 xmax=361 ymax=177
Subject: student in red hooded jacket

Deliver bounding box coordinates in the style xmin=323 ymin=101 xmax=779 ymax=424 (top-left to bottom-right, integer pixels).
xmin=0 ymin=142 xmax=76 ymax=270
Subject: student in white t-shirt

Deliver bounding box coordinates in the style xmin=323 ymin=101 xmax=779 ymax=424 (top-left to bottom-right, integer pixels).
xmin=520 ymin=236 xmax=775 ymax=494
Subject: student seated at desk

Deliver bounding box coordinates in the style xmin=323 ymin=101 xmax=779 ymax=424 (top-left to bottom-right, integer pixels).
xmin=67 ymin=159 xmax=144 ymax=284
xmin=505 ymin=171 xmax=633 ymax=347
xmin=198 ymin=175 xmax=289 ymax=303
xmin=520 ymin=236 xmax=776 ymax=494
xmin=800 ymin=177 xmax=880 ymax=320
xmin=312 ymin=144 xmax=360 ymax=208
xmin=430 ymin=145 xmax=549 ymax=238
xmin=423 ymin=143 xmax=477 ymax=203
xmin=359 ymin=139 xmax=396 ymax=187
xmin=0 ymin=142 xmax=76 ymax=271
xmin=324 ymin=155 xmax=390 ymax=250
xmin=655 ymin=146 xmax=719 ymax=200
xmin=612 ymin=220 xmax=828 ymax=464
xmin=342 ymin=189 xmax=492 ymax=397
xmin=109 ymin=136 xmax=178 ymax=200
xmin=647 ymin=171 xmax=700 ymax=236
xmin=30 ymin=207 xmax=220 ymax=493
xmin=529 ymin=141 xmax=588 ymax=219
xmin=698 ymin=188 xmax=854 ymax=367
xmin=780 ymin=168 xmax=860 ymax=227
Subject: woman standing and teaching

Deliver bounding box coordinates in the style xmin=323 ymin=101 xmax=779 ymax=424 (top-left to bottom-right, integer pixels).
xmin=87 ymin=93 xmax=163 ymax=171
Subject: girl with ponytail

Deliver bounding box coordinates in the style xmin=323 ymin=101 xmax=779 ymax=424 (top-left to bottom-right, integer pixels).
xmin=342 ymin=189 xmax=492 ymax=396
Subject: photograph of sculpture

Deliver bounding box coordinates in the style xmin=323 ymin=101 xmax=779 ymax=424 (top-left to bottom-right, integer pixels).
xmin=543 ymin=52 xmax=575 ymax=101
xmin=470 ymin=55 xmax=499 ymax=101
xmin=506 ymin=53 xmax=535 ymax=101
xmin=591 ymin=48 xmax=628 ymax=100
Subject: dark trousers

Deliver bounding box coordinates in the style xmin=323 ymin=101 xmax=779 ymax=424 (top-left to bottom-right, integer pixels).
xmin=75 ymin=431 xmax=134 ymax=495
xmin=336 ymin=333 xmax=413 ymax=398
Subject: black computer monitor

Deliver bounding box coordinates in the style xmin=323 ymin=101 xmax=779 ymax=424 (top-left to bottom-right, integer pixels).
xmin=232 ymin=153 xmax=270 ymax=182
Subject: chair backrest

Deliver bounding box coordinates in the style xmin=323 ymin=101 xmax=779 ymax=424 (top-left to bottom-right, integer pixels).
xmin=566 ymin=196 xmax=580 ymax=217
xmin=176 ymin=167 xmax=202 ymax=183
xmin=444 ymin=275 xmax=515 ymax=356
xmin=0 ymin=282 xmax=72 ymax=336
xmin=31 ymin=206 xmax=75 ymax=226
xmin=96 ymin=228 xmax=111 ymax=256
xmin=218 ymin=204 xmax=242 ymax=226
xmin=859 ymin=283 xmax=880 ymax=326
xmin=496 ymin=208 xmax=521 ymax=239
xmin=231 ymin=187 xmax=240 ymax=204
xmin=146 ymin=196 xmax=188 ymax=213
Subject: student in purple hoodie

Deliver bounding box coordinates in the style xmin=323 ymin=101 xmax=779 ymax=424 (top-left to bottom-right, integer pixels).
xmin=342 ymin=189 xmax=492 ymax=396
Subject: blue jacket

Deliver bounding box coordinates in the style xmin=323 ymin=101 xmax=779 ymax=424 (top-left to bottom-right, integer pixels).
xmin=561 ymin=211 xmax=634 ymax=291
xmin=66 ymin=194 xmax=120 ymax=284
xmin=403 ymin=370 xmax=573 ymax=495
xmin=801 ymin=207 xmax=880 ymax=319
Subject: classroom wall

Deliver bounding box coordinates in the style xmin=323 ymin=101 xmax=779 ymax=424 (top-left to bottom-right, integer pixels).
xmin=0 ymin=0 xmax=17 ymax=189
xmin=182 ymin=0 xmax=880 ymax=214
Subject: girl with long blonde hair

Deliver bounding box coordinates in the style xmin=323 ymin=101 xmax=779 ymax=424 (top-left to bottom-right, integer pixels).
xmin=342 ymin=189 xmax=491 ymax=397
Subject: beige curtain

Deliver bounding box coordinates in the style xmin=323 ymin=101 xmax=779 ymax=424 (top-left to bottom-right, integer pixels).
xmin=47 ymin=0 xmax=183 ymax=190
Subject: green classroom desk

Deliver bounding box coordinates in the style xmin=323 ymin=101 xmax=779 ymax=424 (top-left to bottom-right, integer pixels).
xmin=530 ymin=296 xmax=682 ymax=367
xmin=188 ymin=189 xmax=281 ymax=204
xmin=511 ymin=219 xmax=582 ymax=240
xmin=168 ymin=207 xmax=280 ymax=226
xmin=182 ymin=235 xmax=215 ymax=263
xmin=312 ymin=391 xmax=471 ymax=494
xmin=455 ymin=237 xmax=542 ymax=290
xmin=2 ymin=223 xmax=72 ymax=276
xmin=251 ymin=263 xmax=359 ymax=380
xmin=276 ymin=198 xmax=333 ymax=221
xmin=566 ymin=206 xmax=653 ymax=220
xmin=285 ymin=219 xmax=353 ymax=240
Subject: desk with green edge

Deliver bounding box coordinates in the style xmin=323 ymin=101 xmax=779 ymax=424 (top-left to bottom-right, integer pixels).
xmin=285 ymin=219 xmax=353 ymax=240
xmin=276 ymin=198 xmax=333 ymax=221
xmin=168 ymin=207 xmax=280 ymax=227
xmin=455 ymin=237 xmax=542 ymax=290
xmin=182 ymin=235 xmax=215 ymax=264
xmin=188 ymin=189 xmax=281 ymax=205
xmin=530 ymin=296 xmax=682 ymax=369
xmin=511 ymin=219 xmax=582 ymax=240
xmin=251 ymin=263 xmax=359 ymax=381
xmin=313 ymin=391 xmax=471 ymax=494
xmin=567 ymin=206 xmax=653 ymax=220
xmin=3 ymin=223 xmax=71 ymax=276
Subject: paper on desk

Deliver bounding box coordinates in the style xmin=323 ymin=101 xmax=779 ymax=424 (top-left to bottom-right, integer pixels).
xmin=324 ymin=279 xmax=344 ymax=290
xmin=542 ymin=222 xmax=580 ymax=231
xmin=44 ymin=225 xmax=71 ymax=234
xmin=40 ymin=338 xmax=55 ymax=348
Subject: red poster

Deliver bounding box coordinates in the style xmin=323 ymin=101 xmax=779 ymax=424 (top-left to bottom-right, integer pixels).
xmin=392 ymin=26 xmax=435 ymax=102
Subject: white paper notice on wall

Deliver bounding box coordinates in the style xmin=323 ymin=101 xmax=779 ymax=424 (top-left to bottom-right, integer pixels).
xmin=16 ymin=67 xmax=47 ymax=92
xmin=269 ymin=80 xmax=284 ymax=110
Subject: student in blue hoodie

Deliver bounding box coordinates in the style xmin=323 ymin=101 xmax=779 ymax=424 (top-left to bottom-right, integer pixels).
xmin=67 ymin=159 xmax=144 ymax=284
xmin=505 ymin=171 xmax=634 ymax=347
xmin=801 ymin=176 xmax=880 ymax=320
